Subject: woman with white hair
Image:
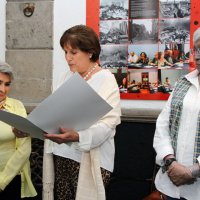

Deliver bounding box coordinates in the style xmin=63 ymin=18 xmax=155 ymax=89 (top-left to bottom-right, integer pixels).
xmin=153 ymin=27 xmax=200 ymax=200
xmin=0 ymin=62 xmax=37 ymax=199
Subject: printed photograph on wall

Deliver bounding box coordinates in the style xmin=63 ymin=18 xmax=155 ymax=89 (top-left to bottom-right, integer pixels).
xmin=100 ymin=45 xmax=127 ymax=68
xmin=129 ymin=19 xmax=158 ymax=44
xmin=159 ymin=43 xmax=190 ymax=69
xmin=129 ymin=0 xmax=159 ymax=19
xmin=100 ymin=0 xmax=128 ymax=20
xmin=159 ymin=0 xmax=190 ymax=19
xmin=96 ymin=0 xmax=192 ymax=100
xmin=159 ymin=18 xmax=190 ymax=44
xmin=109 ymin=68 xmax=128 ymax=93
xmin=128 ymin=44 xmax=159 ymax=69
xmin=158 ymin=69 xmax=189 ymax=93
xmin=100 ymin=20 xmax=128 ymax=44
xmin=126 ymin=69 xmax=158 ymax=94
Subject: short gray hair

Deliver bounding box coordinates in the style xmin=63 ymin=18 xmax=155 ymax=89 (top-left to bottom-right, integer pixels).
xmin=0 ymin=61 xmax=14 ymax=80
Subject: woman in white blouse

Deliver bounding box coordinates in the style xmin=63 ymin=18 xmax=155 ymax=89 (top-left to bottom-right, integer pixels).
xmin=43 ymin=25 xmax=121 ymax=200
xmin=153 ymin=28 xmax=200 ymax=200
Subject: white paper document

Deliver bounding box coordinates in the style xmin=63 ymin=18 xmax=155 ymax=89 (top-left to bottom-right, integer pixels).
xmin=0 ymin=110 xmax=44 ymax=139
xmin=0 ymin=73 xmax=112 ymax=140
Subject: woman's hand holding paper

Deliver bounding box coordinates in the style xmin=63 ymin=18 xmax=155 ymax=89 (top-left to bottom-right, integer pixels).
xmin=44 ymin=127 xmax=79 ymax=144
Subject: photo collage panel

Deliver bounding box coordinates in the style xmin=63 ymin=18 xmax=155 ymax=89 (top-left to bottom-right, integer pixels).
xmin=99 ymin=0 xmax=191 ymax=99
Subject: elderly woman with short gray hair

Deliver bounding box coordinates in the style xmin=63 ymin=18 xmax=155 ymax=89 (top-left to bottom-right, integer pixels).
xmin=0 ymin=62 xmax=37 ymax=199
xmin=153 ymin=28 xmax=200 ymax=200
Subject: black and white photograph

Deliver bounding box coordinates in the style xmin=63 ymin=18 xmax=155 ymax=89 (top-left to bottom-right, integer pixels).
xmin=159 ymin=18 xmax=190 ymax=44
xmin=100 ymin=0 xmax=128 ymax=20
xmin=100 ymin=45 xmax=127 ymax=68
xmin=129 ymin=19 xmax=158 ymax=44
xmin=100 ymin=20 xmax=128 ymax=44
xmin=160 ymin=0 xmax=190 ymax=19
xmin=129 ymin=0 xmax=159 ymax=19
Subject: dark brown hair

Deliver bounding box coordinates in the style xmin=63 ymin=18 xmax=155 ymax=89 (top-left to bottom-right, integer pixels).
xmin=60 ymin=25 xmax=101 ymax=62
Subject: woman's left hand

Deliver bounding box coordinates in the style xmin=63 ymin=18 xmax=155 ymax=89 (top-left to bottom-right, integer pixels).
xmin=44 ymin=127 xmax=79 ymax=144
xmin=13 ymin=128 xmax=30 ymax=138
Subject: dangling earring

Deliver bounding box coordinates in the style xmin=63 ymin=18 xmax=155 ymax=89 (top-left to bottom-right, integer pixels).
xmin=89 ymin=54 xmax=92 ymax=59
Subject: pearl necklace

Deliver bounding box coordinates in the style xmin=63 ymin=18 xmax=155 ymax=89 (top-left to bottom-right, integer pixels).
xmin=83 ymin=63 xmax=98 ymax=80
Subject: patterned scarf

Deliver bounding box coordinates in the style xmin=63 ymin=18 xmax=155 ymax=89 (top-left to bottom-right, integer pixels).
xmin=169 ymin=76 xmax=200 ymax=163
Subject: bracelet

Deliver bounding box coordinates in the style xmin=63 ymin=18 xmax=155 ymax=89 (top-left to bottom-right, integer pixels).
xmin=189 ymin=163 xmax=200 ymax=178
xmin=162 ymin=158 xmax=176 ymax=173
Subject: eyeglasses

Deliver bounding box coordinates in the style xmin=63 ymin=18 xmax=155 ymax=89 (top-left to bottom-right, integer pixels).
xmin=0 ymin=81 xmax=11 ymax=87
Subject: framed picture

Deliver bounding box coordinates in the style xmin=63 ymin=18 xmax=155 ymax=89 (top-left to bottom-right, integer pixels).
xmin=87 ymin=0 xmax=196 ymax=100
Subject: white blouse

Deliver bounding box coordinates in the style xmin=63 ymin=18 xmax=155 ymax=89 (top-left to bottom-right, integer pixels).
xmin=48 ymin=69 xmax=121 ymax=172
xmin=154 ymin=69 xmax=200 ymax=200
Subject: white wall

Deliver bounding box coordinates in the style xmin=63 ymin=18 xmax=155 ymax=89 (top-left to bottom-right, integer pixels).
xmin=0 ymin=0 xmax=6 ymax=61
xmin=53 ymin=0 xmax=86 ymax=90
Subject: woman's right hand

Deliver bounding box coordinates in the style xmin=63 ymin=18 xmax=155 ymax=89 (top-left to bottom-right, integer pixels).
xmin=13 ymin=128 xmax=29 ymax=138
xmin=167 ymin=162 xmax=195 ymax=186
xmin=44 ymin=127 xmax=79 ymax=144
